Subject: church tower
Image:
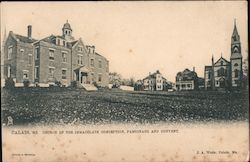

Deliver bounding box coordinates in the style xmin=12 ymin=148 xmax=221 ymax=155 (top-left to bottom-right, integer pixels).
xmin=62 ymin=20 xmax=74 ymax=42
xmin=230 ymin=19 xmax=242 ymax=88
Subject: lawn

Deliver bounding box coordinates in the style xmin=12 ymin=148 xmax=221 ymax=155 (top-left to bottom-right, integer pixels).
xmin=1 ymin=88 xmax=249 ymax=125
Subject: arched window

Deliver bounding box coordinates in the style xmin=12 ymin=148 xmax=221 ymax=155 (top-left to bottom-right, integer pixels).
xmin=220 ymin=68 xmax=225 ymax=76
xmin=234 ymin=63 xmax=238 ymax=67
xmin=234 ymin=69 xmax=239 ymax=78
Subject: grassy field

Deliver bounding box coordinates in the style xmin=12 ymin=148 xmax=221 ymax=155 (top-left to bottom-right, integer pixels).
xmin=1 ymin=88 xmax=249 ymax=125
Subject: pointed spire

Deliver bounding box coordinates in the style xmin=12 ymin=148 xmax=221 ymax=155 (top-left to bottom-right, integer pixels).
xmin=232 ymin=18 xmax=239 ymax=37
xmin=221 ymin=52 xmax=223 ymax=58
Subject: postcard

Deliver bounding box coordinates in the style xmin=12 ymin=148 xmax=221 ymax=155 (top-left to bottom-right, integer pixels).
xmin=1 ymin=1 xmax=249 ymax=162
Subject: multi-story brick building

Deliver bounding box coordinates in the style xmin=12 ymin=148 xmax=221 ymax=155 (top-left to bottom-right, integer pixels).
xmin=204 ymin=21 xmax=243 ymax=90
xmin=3 ymin=21 xmax=109 ymax=88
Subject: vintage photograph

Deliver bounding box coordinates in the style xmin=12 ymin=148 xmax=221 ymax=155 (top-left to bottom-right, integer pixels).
xmin=1 ymin=1 xmax=249 ymax=162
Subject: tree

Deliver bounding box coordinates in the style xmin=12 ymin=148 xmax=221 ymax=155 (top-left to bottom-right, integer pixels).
xmin=109 ymin=72 xmax=122 ymax=88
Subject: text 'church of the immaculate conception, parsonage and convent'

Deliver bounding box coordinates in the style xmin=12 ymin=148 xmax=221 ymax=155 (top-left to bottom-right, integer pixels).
xmin=2 ymin=21 xmax=109 ymax=89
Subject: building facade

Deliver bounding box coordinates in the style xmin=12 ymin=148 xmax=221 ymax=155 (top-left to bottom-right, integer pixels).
xmin=140 ymin=70 xmax=168 ymax=91
xmin=3 ymin=21 xmax=109 ymax=88
xmin=175 ymin=68 xmax=198 ymax=91
xmin=204 ymin=21 xmax=243 ymax=90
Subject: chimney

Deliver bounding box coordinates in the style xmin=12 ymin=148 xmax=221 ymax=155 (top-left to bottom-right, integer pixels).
xmin=193 ymin=67 xmax=195 ymax=72
xmin=27 ymin=25 xmax=32 ymax=39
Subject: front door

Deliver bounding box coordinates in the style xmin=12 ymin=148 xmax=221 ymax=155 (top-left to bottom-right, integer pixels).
xmin=80 ymin=72 xmax=87 ymax=84
xmin=219 ymin=78 xmax=226 ymax=88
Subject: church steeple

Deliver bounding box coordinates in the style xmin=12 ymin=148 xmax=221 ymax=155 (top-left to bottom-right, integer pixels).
xmin=231 ymin=19 xmax=241 ymax=57
xmin=232 ymin=19 xmax=240 ymax=42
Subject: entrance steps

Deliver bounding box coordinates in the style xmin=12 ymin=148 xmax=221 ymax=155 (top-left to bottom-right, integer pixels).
xmin=81 ymin=84 xmax=98 ymax=91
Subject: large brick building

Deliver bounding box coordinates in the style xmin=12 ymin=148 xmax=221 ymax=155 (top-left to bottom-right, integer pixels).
xmin=3 ymin=21 xmax=109 ymax=88
xmin=204 ymin=21 xmax=243 ymax=90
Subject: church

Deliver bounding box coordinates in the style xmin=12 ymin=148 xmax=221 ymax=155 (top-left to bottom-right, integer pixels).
xmin=204 ymin=21 xmax=243 ymax=90
xmin=3 ymin=21 xmax=109 ymax=89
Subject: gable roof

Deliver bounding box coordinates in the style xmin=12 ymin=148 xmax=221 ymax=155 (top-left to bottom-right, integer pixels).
xmin=10 ymin=32 xmax=37 ymax=43
xmin=176 ymin=68 xmax=197 ymax=78
xmin=143 ymin=70 xmax=162 ymax=80
xmin=214 ymin=56 xmax=230 ymax=65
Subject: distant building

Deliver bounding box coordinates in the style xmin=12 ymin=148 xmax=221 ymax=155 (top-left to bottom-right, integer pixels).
xmin=176 ymin=68 xmax=198 ymax=91
xmin=3 ymin=21 xmax=109 ymax=88
xmin=204 ymin=21 xmax=243 ymax=90
xmin=140 ymin=70 xmax=168 ymax=91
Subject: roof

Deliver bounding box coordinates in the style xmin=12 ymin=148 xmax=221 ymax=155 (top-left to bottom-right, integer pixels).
xmin=143 ymin=70 xmax=162 ymax=80
xmin=214 ymin=56 xmax=230 ymax=65
xmin=63 ymin=21 xmax=72 ymax=30
xmin=11 ymin=32 xmax=37 ymax=43
xmin=40 ymin=35 xmax=55 ymax=44
xmin=176 ymin=68 xmax=197 ymax=80
xmin=205 ymin=66 xmax=212 ymax=71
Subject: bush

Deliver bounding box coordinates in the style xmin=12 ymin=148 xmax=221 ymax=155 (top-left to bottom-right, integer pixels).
xmin=5 ymin=78 xmax=15 ymax=89
xmin=71 ymin=81 xmax=77 ymax=88
xmin=23 ymin=80 xmax=30 ymax=88
xmin=55 ymin=81 xmax=62 ymax=87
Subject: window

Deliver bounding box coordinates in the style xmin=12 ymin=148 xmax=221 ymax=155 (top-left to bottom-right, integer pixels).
xmin=98 ymin=60 xmax=102 ymax=68
xmin=20 ymin=49 xmax=24 ymax=58
xmin=90 ymin=59 xmax=94 ymax=67
xmin=217 ymin=68 xmax=225 ymax=77
xmin=57 ymin=39 xmax=60 ymax=45
xmin=35 ymin=47 xmax=39 ymax=60
xmin=63 ymin=41 xmax=66 ymax=47
xmin=78 ymin=46 xmax=83 ymax=52
xmin=78 ymin=55 xmax=83 ymax=65
xmin=62 ymin=69 xmax=67 ymax=79
xmin=62 ymin=52 xmax=67 ymax=62
xmin=8 ymin=46 xmax=12 ymax=59
xmin=98 ymin=74 xmax=102 ymax=82
xmin=220 ymin=61 xmax=223 ymax=66
xmin=208 ymin=72 xmax=211 ymax=79
xmin=234 ymin=63 xmax=238 ymax=67
xmin=23 ymin=71 xmax=28 ymax=79
xmin=35 ymin=67 xmax=39 ymax=79
xmin=216 ymin=81 xmax=219 ymax=85
xmin=28 ymin=54 xmax=32 ymax=65
xmin=49 ymin=49 xmax=54 ymax=60
xmin=7 ymin=65 xmax=11 ymax=78
xmin=234 ymin=69 xmax=239 ymax=78
xmin=49 ymin=67 xmax=55 ymax=77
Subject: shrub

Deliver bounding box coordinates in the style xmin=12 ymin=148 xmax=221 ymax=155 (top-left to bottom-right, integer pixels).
xmin=23 ymin=80 xmax=30 ymax=88
xmin=5 ymin=78 xmax=15 ymax=89
xmin=71 ymin=81 xmax=77 ymax=88
xmin=55 ymin=81 xmax=62 ymax=87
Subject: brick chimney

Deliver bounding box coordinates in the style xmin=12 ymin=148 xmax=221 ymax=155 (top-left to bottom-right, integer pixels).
xmin=27 ymin=25 xmax=32 ymax=39
xmin=193 ymin=67 xmax=195 ymax=72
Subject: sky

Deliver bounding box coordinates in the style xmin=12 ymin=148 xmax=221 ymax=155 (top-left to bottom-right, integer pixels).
xmin=1 ymin=2 xmax=248 ymax=82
